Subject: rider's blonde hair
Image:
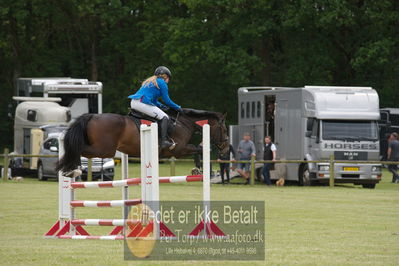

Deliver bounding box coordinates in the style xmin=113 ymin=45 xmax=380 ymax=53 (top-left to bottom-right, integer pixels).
xmin=142 ymin=74 xmax=168 ymax=89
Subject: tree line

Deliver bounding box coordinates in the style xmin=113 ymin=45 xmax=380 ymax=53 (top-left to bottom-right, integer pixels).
xmin=0 ymin=0 xmax=398 ymax=149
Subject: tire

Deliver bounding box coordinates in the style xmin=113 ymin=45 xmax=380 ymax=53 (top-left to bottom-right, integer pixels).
xmin=362 ymin=183 xmax=376 ymax=189
xmin=299 ymin=164 xmax=311 ymax=186
xmin=37 ymin=162 xmax=47 ymax=181
xmin=103 ymin=174 xmax=114 ymax=181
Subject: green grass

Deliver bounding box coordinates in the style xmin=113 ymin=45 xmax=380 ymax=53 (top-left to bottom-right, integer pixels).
xmin=0 ymin=164 xmax=398 ymax=266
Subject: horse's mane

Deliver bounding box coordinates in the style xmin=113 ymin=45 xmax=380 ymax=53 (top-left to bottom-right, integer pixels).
xmin=177 ymin=108 xmax=224 ymax=120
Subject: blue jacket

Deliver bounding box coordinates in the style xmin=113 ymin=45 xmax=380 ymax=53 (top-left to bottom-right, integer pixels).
xmin=128 ymin=78 xmax=181 ymax=110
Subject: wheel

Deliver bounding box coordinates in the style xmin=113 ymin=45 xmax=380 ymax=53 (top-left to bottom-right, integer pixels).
xmin=102 ymin=173 xmax=114 ymax=181
xmin=37 ymin=162 xmax=47 ymax=181
xmin=299 ymin=164 xmax=311 ymax=186
xmin=362 ymin=184 xmax=376 ymax=189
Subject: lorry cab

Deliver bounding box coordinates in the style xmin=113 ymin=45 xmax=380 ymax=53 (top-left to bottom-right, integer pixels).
xmin=231 ymin=86 xmax=381 ymax=188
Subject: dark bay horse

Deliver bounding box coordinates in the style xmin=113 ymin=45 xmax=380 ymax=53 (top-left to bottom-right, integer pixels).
xmin=57 ymin=108 xmax=229 ymax=173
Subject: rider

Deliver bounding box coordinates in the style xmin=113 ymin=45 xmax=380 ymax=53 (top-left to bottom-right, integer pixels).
xmin=128 ymin=66 xmax=182 ymax=150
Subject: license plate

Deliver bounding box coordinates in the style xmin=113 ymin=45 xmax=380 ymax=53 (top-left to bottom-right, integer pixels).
xmin=343 ymin=167 xmax=359 ymax=171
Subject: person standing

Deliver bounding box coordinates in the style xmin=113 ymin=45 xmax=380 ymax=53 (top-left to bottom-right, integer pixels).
xmin=236 ymin=133 xmax=256 ymax=184
xmin=217 ymin=144 xmax=236 ymax=184
xmin=387 ymin=132 xmax=399 ymax=183
xmin=262 ymin=136 xmax=276 ymax=186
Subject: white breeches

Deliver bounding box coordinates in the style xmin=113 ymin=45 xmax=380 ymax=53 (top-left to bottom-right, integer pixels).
xmin=130 ymin=99 xmax=168 ymax=120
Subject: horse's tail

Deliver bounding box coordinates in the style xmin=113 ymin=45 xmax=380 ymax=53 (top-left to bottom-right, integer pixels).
xmin=56 ymin=114 xmax=93 ymax=173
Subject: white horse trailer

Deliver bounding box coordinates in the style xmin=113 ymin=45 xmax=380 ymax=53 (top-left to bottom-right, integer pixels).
xmin=11 ymin=97 xmax=70 ymax=173
xmin=230 ymin=86 xmax=381 ymax=188
xmin=16 ymin=78 xmax=102 ymax=120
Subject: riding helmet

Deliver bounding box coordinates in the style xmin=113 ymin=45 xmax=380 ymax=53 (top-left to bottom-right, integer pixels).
xmin=154 ymin=66 xmax=172 ymax=78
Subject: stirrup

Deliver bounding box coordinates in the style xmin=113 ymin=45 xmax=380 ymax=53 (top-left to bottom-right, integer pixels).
xmin=160 ymin=139 xmax=176 ymax=151
xmin=169 ymin=138 xmax=176 ymax=150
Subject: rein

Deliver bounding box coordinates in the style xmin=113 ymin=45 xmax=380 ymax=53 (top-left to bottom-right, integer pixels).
xmin=175 ymin=110 xmax=227 ymax=152
xmin=174 ymin=112 xmax=180 ymax=126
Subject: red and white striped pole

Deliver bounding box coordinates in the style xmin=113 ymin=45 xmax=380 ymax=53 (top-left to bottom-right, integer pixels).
xmin=70 ymin=175 xmax=203 ymax=188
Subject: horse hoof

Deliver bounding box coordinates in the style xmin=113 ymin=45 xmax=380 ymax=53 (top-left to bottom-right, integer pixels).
xmin=64 ymin=169 xmax=82 ymax=178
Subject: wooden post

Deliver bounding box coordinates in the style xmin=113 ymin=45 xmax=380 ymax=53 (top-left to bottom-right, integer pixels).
xmin=250 ymin=155 xmax=256 ymax=186
xmin=87 ymin=158 xmax=93 ymax=182
xmin=329 ymin=155 xmax=335 ymax=188
xmin=3 ymin=148 xmax=9 ymax=181
xmin=170 ymin=157 xmax=176 ymax=177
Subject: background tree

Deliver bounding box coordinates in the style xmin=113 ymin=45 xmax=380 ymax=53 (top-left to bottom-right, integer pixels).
xmin=0 ymin=0 xmax=398 ymax=149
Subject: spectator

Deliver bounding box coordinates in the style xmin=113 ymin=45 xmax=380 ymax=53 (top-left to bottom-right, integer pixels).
xmin=387 ymin=132 xmax=399 ymax=183
xmin=262 ymin=136 xmax=276 ymax=186
xmin=265 ymin=103 xmax=275 ymax=140
xmin=236 ymin=133 xmax=256 ymax=184
xmin=217 ymin=144 xmax=236 ymax=184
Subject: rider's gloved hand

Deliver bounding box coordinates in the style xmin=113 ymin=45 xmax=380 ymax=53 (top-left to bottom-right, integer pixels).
xmin=160 ymin=105 xmax=170 ymax=112
xmin=176 ymin=108 xmax=183 ymax=113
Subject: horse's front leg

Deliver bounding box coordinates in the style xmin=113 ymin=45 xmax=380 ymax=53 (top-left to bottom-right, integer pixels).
xmin=180 ymin=144 xmax=201 ymax=155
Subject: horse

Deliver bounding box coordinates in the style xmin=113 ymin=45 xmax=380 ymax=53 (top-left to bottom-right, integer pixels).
xmin=57 ymin=108 xmax=230 ymax=173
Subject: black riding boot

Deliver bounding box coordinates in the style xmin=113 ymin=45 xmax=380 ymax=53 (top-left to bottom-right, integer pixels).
xmin=160 ymin=117 xmax=175 ymax=150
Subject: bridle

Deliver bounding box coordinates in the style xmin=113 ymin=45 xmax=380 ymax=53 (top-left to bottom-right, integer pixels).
xmin=184 ymin=115 xmax=228 ymax=152
xmin=211 ymin=119 xmax=229 ymax=151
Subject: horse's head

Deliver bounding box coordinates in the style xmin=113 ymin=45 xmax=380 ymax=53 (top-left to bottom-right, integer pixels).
xmin=177 ymin=108 xmax=230 ymax=155
xmin=208 ymin=112 xmax=230 ymax=155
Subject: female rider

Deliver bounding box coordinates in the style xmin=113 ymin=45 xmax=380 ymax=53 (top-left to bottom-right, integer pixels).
xmin=128 ymin=66 xmax=182 ymax=150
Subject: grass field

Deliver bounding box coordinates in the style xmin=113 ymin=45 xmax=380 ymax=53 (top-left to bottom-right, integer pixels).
xmin=0 ymin=162 xmax=398 ymax=265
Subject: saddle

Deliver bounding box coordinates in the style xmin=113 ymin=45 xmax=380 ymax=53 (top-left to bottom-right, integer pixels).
xmin=128 ymin=109 xmax=159 ymax=124
xmin=128 ymin=109 xmax=176 ymax=138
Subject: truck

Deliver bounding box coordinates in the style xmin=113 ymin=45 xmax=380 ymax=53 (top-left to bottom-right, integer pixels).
xmin=230 ymin=86 xmax=381 ymax=188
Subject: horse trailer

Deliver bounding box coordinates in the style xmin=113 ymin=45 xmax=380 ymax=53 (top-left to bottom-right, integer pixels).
xmin=379 ymin=108 xmax=399 ymax=160
xmin=16 ymin=77 xmax=102 ymax=121
xmin=11 ymin=97 xmax=70 ymax=173
xmin=10 ymin=96 xmax=114 ymax=179
xmin=230 ymin=86 xmax=381 ymax=188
